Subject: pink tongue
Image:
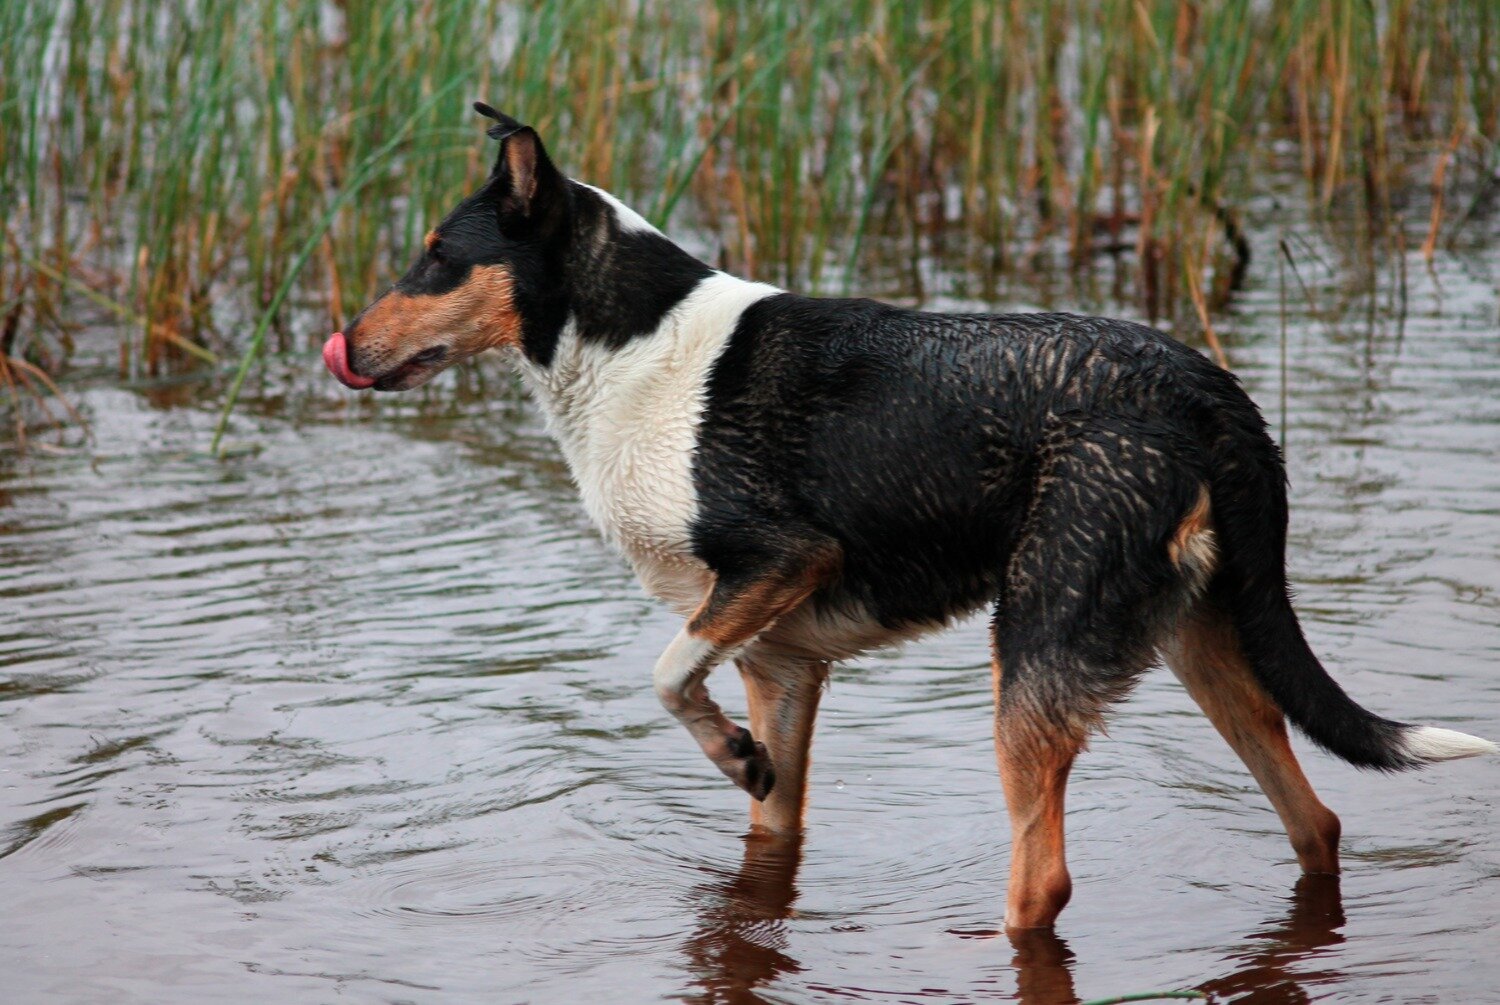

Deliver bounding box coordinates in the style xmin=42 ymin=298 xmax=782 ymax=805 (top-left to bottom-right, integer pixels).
xmin=322 ymin=332 xmax=375 ymax=389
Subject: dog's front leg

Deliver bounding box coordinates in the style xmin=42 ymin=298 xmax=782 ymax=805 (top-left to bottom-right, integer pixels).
xmin=652 ymin=547 xmax=838 ymax=801
xmin=739 ymin=650 xmax=830 ymax=834
xmin=654 ymin=629 xmax=778 ymax=797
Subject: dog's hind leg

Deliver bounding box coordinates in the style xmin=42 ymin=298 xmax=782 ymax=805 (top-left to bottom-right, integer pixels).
xmin=653 ymin=542 xmax=839 ymax=802
xmin=1161 ymin=600 xmax=1341 ymax=874
xmin=991 ymin=633 xmax=1151 ymax=929
xmin=991 ymin=646 xmax=1088 ymax=930
xmin=990 ymin=424 xmax=1206 ymax=928
xmin=737 ymin=647 xmax=830 ymax=834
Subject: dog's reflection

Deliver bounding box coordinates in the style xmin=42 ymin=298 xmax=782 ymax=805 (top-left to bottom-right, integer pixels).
xmin=995 ymin=875 xmax=1346 ymax=1004
xmin=1002 ymin=926 xmax=1081 ymax=1003
xmin=680 ymin=836 xmax=1349 ymax=1005
xmin=1197 ymin=873 xmax=1347 ymax=1004
xmin=680 ymin=830 xmax=805 ymax=1004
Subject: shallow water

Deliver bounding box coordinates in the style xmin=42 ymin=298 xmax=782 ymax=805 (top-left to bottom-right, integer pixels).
xmin=3 ymin=243 xmax=1499 ymax=1003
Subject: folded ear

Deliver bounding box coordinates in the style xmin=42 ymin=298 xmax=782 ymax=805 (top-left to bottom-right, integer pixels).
xmin=474 ymin=102 xmax=565 ymax=234
xmin=473 ymin=101 xmax=524 ymax=140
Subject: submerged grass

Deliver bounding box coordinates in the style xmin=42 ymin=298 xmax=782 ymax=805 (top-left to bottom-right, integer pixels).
xmin=1 ymin=0 xmax=1497 ymax=438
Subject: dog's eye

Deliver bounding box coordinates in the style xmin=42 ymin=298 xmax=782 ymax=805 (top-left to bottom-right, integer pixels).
xmin=428 ymin=242 xmax=447 ymax=263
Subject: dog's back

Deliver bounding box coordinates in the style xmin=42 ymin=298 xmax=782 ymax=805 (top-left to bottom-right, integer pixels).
xmin=694 ymin=298 xmax=1233 ymax=634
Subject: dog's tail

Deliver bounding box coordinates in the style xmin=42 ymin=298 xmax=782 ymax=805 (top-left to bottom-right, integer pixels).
xmin=1203 ymin=396 xmax=1496 ymax=770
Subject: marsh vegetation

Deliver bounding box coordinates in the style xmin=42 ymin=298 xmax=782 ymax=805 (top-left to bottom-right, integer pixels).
xmin=1 ymin=0 xmax=1497 ymax=445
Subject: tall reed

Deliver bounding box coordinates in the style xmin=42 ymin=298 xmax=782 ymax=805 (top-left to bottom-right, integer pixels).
xmin=1 ymin=1 xmax=1495 ymax=416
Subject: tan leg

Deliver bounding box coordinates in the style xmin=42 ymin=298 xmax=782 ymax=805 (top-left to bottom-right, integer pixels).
xmin=652 ymin=544 xmax=839 ymax=800
xmin=653 ymin=628 xmax=776 ymax=798
xmin=1161 ymin=603 xmax=1341 ymax=873
xmin=994 ymin=656 xmax=1080 ymax=930
xmin=738 ymin=651 xmax=829 ymax=834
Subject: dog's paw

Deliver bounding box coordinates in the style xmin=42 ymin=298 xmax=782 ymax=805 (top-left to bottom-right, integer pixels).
xmin=743 ymin=740 xmax=776 ymax=801
xmin=721 ymin=727 xmax=776 ymax=801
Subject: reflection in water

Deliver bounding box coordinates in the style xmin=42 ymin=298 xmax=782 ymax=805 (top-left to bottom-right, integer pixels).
xmin=680 ymin=839 xmax=1349 ymax=1005
xmin=1006 ymin=927 xmax=1081 ymax=1004
xmin=681 ymin=831 xmax=805 ymax=1004
xmin=997 ymin=876 xmax=1347 ymax=1005
xmin=1200 ymin=875 xmax=1347 ymax=1004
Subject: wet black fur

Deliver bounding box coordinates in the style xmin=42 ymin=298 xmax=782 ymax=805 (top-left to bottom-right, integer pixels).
xmin=692 ymin=298 xmax=1409 ymax=764
xmin=389 ymin=107 xmax=1415 ymax=770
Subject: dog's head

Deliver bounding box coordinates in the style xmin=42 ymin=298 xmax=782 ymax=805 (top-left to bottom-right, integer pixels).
xmin=324 ymin=103 xmax=570 ymax=391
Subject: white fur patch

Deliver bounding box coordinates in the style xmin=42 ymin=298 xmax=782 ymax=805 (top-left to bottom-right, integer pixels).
xmin=1401 ymin=725 xmax=1497 ymax=763
xmin=519 ymin=272 xmax=780 ymax=613
xmin=578 ymin=183 xmax=660 ymax=235
xmin=652 ymin=629 xmax=720 ymax=704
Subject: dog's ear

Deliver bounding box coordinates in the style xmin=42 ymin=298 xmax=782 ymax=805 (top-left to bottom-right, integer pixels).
xmin=473 ymin=101 xmax=524 ymax=141
xmin=474 ymin=101 xmax=565 ymax=235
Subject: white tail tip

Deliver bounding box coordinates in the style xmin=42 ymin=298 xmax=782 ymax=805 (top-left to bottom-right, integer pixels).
xmin=1402 ymin=725 xmax=1499 ymax=763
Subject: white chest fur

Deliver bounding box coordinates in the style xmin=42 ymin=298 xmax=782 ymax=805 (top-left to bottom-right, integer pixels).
xmin=520 ymin=272 xmax=780 ymax=612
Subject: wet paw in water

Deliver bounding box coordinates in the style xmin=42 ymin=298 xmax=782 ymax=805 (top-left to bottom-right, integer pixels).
xmin=721 ymin=726 xmax=776 ymax=800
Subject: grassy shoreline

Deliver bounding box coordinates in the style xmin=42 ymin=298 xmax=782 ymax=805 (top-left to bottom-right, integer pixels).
xmin=1 ymin=1 xmax=1496 ymax=400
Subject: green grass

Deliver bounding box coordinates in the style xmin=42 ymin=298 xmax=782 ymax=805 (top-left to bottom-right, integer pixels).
xmin=1 ymin=0 xmax=1496 ymax=407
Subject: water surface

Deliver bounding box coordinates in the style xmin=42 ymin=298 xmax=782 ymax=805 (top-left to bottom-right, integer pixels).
xmin=2 ymin=243 xmax=1498 ymax=1003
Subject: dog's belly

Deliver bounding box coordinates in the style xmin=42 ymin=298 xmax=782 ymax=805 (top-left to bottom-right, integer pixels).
xmin=755 ymin=597 xmax=953 ymax=663
xmin=626 ymin=548 xmax=955 ymax=662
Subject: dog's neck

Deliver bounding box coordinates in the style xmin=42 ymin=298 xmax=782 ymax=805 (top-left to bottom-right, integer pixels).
xmin=555 ymin=182 xmax=716 ymax=350
xmin=514 ymin=184 xmax=779 ymax=456
xmin=517 ymin=268 xmax=779 ymax=428
xmin=507 ymin=181 xmax=714 ymax=368
xmin=516 ymin=181 xmax=776 ymax=407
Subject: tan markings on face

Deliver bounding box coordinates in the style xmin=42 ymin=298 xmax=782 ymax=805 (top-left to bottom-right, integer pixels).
xmin=423 ymin=230 xmax=439 ymax=251
xmin=351 ymin=265 xmax=519 ymax=382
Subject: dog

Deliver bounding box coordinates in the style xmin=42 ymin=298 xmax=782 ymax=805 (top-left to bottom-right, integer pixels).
xmin=322 ymin=103 xmax=1495 ymax=929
